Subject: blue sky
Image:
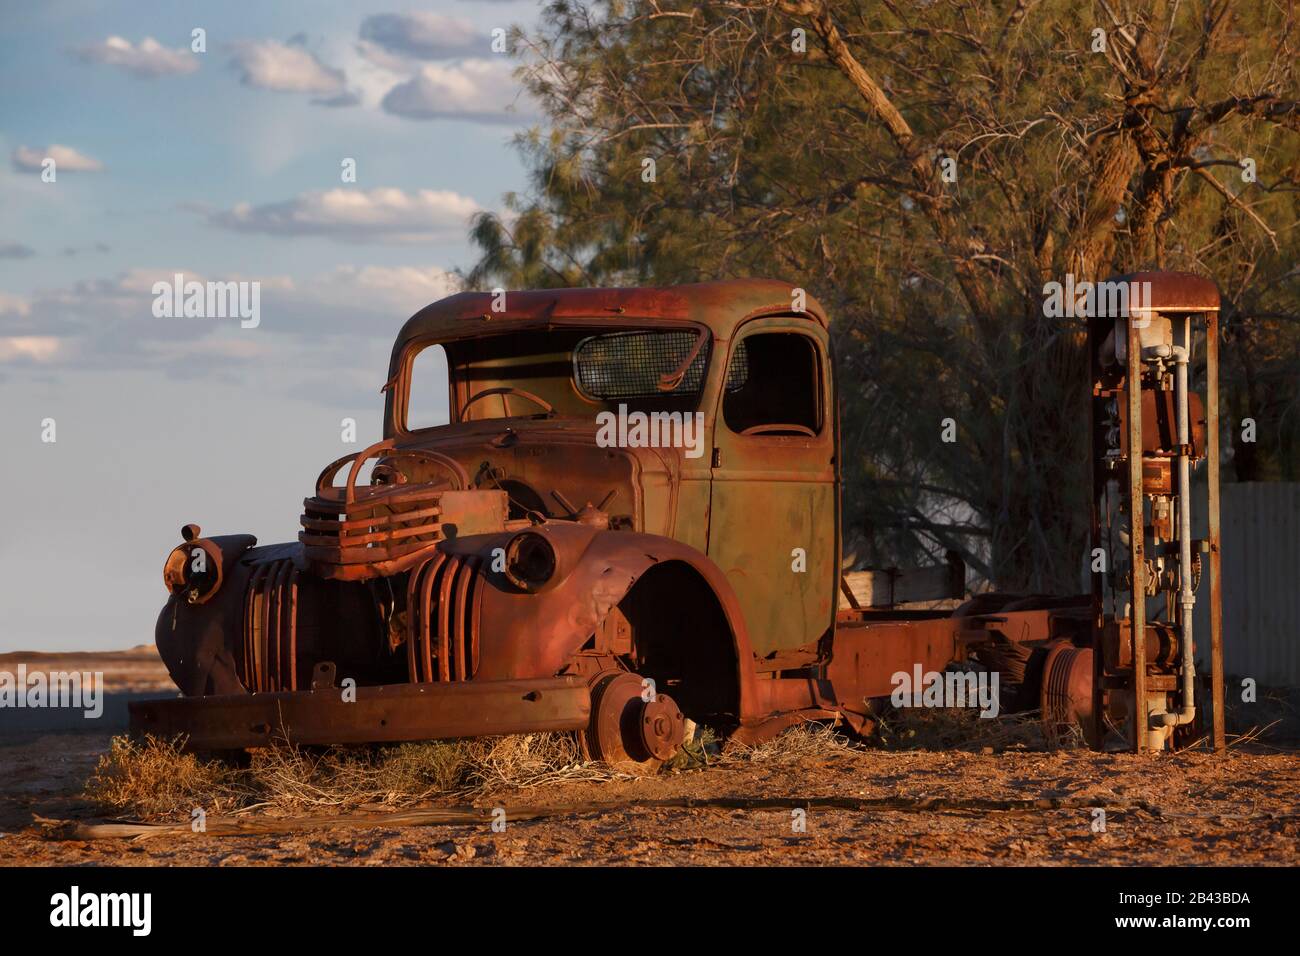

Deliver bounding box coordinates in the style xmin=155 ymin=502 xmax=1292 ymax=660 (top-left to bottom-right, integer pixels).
xmin=0 ymin=1 xmax=541 ymax=650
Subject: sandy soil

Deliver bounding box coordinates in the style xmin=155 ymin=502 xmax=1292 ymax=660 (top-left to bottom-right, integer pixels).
xmin=1 ymin=730 xmax=1295 ymax=867
xmin=0 ymin=646 xmax=172 ymax=694
xmin=2 ymin=648 xmax=1295 ymax=867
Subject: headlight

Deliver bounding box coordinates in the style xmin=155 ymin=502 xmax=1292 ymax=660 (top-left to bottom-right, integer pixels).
xmin=503 ymin=531 xmax=556 ymax=592
xmin=162 ymin=524 xmax=223 ymax=604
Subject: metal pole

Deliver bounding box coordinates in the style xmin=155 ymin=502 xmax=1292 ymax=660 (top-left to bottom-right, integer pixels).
xmin=1089 ymin=389 xmax=1106 ymax=750
xmin=1126 ymin=315 xmax=1147 ymax=752
xmin=1206 ymin=311 xmax=1226 ymax=752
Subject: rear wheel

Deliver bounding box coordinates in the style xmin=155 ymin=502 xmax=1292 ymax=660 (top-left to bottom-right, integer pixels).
xmin=582 ymin=670 xmax=685 ymax=773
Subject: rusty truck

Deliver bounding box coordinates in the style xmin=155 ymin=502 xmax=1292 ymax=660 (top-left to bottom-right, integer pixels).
xmin=132 ymin=272 xmax=1226 ymax=764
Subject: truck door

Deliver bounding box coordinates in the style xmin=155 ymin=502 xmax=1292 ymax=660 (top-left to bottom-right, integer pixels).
xmin=706 ymin=319 xmax=838 ymax=658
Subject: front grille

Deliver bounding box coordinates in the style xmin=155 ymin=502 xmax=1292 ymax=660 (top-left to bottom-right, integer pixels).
xmin=405 ymin=552 xmax=484 ymax=683
xmin=300 ymin=485 xmax=445 ymax=581
xmin=240 ymin=557 xmax=299 ymax=692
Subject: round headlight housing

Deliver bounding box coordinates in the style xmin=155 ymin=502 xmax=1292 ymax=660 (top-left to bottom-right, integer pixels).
xmin=503 ymin=531 xmax=556 ymax=592
xmin=162 ymin=525 xmax=223 ymax=604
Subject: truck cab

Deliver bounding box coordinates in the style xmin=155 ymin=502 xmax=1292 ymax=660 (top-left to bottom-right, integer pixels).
xmin=387 ymin=281 xmax=839 ymax=660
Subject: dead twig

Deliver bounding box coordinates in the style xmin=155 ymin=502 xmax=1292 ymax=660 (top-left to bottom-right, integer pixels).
xmin=38 ymin=793 xmax=1172 ymax=842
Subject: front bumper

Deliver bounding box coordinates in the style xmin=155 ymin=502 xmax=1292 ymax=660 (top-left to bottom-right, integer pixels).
xmin=128 ymin=676 xmax=591 ymax=751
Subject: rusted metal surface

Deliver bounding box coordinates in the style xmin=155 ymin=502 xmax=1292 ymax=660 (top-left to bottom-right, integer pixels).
xmin=301 ymin=440 xmax=502 ymax=581
xmin=1087 ymin=273 xmax=1224 ymax=753
xmin=128 ymin=677 xmax=590 ymax=750
xmin=1126 ymin=310 xmax=1148 ymax=752
xmin=1117 ymin=390 xmax=1206 ymax=460
xmin=1107 ymin=271 xmax=1221 ymax=314
xmin=403 ymin=552 xmax=483 ymax=683
xmin=136 ymin=272 xmax=1226 ymax=758
xmin=1100 ymin=620 xmax=1182 ymax=670
xmin=1041 ymin=642 xmax=1097 ymax=748
xmin=162 ymin=529 xmax=256 ymax=607
xmin=584 ymin=671 xmax=685 ymax=766
xmin=240 ymin=557 xmax=299 ymax=693
xmin=389 ymin=280 xmax=828 ymax=357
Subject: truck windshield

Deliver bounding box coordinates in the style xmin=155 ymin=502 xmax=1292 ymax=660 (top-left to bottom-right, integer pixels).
xmin=406 ymin=327 xmax=711 ymax=430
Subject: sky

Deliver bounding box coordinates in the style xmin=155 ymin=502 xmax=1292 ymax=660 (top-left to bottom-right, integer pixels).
xmin=0 ymin=0 xmax=541 ymax=651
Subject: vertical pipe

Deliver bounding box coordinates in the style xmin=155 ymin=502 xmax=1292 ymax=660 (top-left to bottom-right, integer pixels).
xmin=1126 ymin=315 xmax=1147 ymax=752
xmin=1156 ymin=332 xmax=1196 ymax=728
xmin=1206 ymin=311 xmax=1226 ymax=752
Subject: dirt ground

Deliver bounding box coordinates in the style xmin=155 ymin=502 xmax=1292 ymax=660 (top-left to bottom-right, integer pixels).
xmin=2 ymin=647 xmax=1296 ymax=866
xmin=1 ymin=730 xmax=1296 ymax=867
xmin=0 ymin=646 xmax=172 ymax=694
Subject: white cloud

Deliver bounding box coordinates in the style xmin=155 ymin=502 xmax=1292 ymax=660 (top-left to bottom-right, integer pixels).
xmin=0 ymin=264 xmax=462 ymax=371
xmin=0 ymin=292 xmax=32 ymax=318
xmin=380 ymin=59 xmax=533 ymax=123
xmin=0 ymin=336 xmax=61 ymax=363
xmin=12 ymin=144 xmax=104 ymax=173
xmin=74 ymin=36 xmax=198 ymax=77
xmin=228 ymin=39 xmax=346 ymax=94
xmin=358 ymin=12 xmax=488 ymax=63
xmin=209 ymin=187 xmax=481 ymax=243
xmin=312 ymin=265 xmax=462 ymax=310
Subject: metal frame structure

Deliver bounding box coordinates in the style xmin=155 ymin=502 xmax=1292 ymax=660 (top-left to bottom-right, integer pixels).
xmin=1088 ymin=272 xmax=1225 ymax=753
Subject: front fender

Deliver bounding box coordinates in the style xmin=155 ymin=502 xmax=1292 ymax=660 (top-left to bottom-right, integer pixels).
xmin=156 ymin=535 xmax=263 ymax=696
xmin=441 ymin=523 xmax=760 ymax=720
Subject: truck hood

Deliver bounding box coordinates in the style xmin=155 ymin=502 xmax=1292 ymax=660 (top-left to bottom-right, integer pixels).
xmin=387 ymin=417 xmax=698 ymax=536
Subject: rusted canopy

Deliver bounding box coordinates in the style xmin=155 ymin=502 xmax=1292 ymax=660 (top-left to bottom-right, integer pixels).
xmin=1108 ymin=271 xmax=1220 ymax=312
xmin=392 ymin=278 xmax=828 ymax=352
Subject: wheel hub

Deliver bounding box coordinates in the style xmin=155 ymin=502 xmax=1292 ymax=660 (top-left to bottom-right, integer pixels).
xmin=638 ymin=693 xmax=685 ymax=761
xmin=585 ymin=671 xmax=685 ymax=766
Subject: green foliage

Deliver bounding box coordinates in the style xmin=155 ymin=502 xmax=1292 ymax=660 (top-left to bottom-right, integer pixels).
xmin=468 ymin=1 xmax=1300 ymax=589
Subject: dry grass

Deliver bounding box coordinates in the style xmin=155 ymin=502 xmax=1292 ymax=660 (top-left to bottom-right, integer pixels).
xmin=85 ymin=733 xmax=615 ymax=821
xmin=84 ymin=736 xmax=251 ymax=818
xmin=721 ymin=722 xmax=855 ymax=764
xmin=86 ymin=707 xmax=1100 ymax=822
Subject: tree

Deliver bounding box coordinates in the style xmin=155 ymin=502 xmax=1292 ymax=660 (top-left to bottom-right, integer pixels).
xmin=467 ymin=0 xmax=1300 ymax=591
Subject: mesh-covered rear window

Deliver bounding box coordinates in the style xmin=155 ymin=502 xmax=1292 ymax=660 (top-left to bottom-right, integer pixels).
xmin=574 ymin=330 xmax=710 ymax=400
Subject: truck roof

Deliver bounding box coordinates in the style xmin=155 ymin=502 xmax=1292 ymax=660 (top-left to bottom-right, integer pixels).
xmin=393 ymin=278 xmax=829 ymax=351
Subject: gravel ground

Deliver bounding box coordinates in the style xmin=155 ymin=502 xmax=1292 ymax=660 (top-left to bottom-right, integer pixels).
xmin=1 ymin=730 xmax=1296 ymax=866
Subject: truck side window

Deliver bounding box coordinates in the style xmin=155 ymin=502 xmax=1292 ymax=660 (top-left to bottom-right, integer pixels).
xmin=407 ymin=344 xmax=450 ymax=430
xmin=722 ymin=332 xmax=821 ymax=436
